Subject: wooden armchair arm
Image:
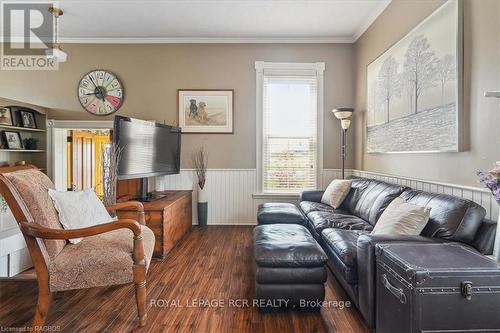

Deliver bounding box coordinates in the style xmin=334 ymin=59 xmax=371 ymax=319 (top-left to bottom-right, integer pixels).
xmin=19 ymin=219 xmax=142 ymax=240
xmin=20 ymin=219 xmax=146 ymax=263
xmin=106 ymin=201 xmax=146 ymax=225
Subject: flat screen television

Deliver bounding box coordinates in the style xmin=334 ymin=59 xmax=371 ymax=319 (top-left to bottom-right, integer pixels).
xmin=113 ymin=116 xmax=181 ymax=183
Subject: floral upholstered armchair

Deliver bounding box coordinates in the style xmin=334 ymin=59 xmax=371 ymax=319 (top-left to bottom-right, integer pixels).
xmin=0 ymin=165 xmax=155 ymax=328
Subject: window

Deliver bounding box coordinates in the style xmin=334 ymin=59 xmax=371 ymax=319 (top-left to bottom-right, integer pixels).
xmin=256 ymin=62 xmax=324 ymax=194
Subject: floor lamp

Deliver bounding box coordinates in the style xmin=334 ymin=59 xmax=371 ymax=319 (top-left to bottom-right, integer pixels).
xmin=332 ymin=108 xmax=354 ymax=179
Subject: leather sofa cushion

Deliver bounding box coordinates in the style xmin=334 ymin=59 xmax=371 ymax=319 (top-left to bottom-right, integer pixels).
xmin=473 ymin=219 xmax=496 ymax=255
xmin=257 ymin=203 xmax=305 ymax=225
xmin=341 ymin=178 xmax=371 ymax=215
xmin=401 ymin=190 xmax=486 ymax=245
xmin=256 ymin=266 xmax=327 ymax=284
xmin=299 ymin=201 xmax=350 ymax=215
xmin=253 ymin=224 xmax=327 ymax=268
xmin=307 ymin=211 xmax=373 ymax=235
xmin=321 ymin=228 xmax=369 ymax=284
xmin=341 ymin=177 xmax=407 ymax=226
xmin=300 ymin=201 xmax=334 ymax=215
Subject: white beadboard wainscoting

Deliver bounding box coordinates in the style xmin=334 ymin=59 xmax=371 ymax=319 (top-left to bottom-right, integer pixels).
xmin=351 ymin=170 xmax=499 ymax=221
xmin=156 ymin=168 xmax=498 ymax=224
xmin=155 ymin=168 xmax=351 ymax=225
xmin=157 ymin=169 xmax=279 ymax=225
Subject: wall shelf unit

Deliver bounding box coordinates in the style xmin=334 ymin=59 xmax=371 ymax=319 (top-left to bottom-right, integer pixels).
xmin=0 ymin=149 xmax=45 ymax=153
xmin=0 ymin=124 xmax=45 ymax=132
xmin=0 ymin=101 xmax=47 ymax=277
xmin=0 ymin=105 xmax=47 ymax=173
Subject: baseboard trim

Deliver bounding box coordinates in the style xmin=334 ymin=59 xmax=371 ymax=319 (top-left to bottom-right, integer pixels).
xmin=194 ymin=222 xmax=257 ymax=226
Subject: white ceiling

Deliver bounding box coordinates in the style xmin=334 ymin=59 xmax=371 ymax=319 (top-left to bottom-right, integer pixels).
xmin=10 ymin=0 xmax=392 ymax=43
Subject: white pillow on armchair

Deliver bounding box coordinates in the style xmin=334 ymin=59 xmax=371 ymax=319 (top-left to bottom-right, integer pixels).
xmin=48 ymin=188 xmax=116 ymax=244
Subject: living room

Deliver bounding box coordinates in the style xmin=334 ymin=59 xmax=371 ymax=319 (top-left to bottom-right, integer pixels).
xmin=0 ymin=0 xmax=499 ymax=332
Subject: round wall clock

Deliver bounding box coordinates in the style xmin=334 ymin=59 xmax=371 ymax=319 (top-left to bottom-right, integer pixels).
xmin=77 ymin=70 xmax=124 ymax=116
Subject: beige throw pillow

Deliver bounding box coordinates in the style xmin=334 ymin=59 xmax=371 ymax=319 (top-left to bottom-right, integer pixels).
xmin=371 ymin=197 xmax=431 ymax=236
xmin=48 ymin=188 xmax=116 ymax=244
xmin=321 ymin=179 xmax=352 ymax=209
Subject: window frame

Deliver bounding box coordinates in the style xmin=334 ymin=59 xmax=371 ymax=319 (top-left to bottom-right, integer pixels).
xmin=255 ymin=61 xmax=325 ymax=195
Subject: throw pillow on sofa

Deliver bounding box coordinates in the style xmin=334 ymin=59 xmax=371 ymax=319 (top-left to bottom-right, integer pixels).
xmin=371 ymin=197 xmax=430 ymax=235
xmin=48 ymin=188 xmax=116 ymax=244
xmin=321 ymin=179 xmax=352 ymax=209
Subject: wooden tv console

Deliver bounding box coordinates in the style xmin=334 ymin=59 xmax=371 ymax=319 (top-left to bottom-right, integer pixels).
xmin=116 ymin=190 xmax=192 ymax=259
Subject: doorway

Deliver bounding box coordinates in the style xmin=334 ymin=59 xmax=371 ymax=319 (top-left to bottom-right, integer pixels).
xmin=67 ymin=130 xmax=111 ymax=196
xmin=49 ymin=120 xmax=113 ymax=196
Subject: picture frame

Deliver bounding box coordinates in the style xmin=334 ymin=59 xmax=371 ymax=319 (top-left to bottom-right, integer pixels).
xmin=366 ymin=0 xmax=463 ymax=154
xmin=19 ymin=109 xmax=37 ymax=129
xmin=0 ymin=107 xmax=13 ymax=126
xmin=178 ymin=89 xmax=234 ymax=133
xmin=3 ymin=131 xmax=23 ymax=149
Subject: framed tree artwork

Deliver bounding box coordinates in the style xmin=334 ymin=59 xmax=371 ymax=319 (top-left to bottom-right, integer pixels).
xmin=366 ymin=0 xmax=463 ymax=153
xmin=178 ymin=89 xmax=234 ymax=133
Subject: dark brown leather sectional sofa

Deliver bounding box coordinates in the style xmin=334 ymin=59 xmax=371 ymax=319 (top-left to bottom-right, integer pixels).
xmin=299 ymin=176 xmax=497 ymax=329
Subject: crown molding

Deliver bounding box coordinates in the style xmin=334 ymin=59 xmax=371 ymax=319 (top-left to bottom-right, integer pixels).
xmin=54 ymin=36 xmax=355 ymax=44
xmin=352 ymin=0 xmax=392 ymax=41
xmin=2 ymin=0 xmax=393 ymax=47
xmin=0 ymin=36 xmax=354 ymax=44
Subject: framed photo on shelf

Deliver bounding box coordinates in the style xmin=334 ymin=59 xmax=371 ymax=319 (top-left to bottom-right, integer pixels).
xmin=0 ymin=107 xmax=13 ymax=126
xmin=178 ymin=89 xmax=234 ymax=133
xmin=3 ymin=131 xmax=23 ymax=149
xmin=19 ymin=109 xmax=37 ymax=129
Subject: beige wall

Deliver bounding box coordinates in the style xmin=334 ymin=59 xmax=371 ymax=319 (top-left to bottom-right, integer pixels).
xmin=0 ymin=43 xmax=355 ymax=169
xmin=354 ymin=0 xmax=500 ymax=186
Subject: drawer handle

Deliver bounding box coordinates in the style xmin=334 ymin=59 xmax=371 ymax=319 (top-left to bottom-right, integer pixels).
xmin=382 ymin=274 xmax=407 ymax=304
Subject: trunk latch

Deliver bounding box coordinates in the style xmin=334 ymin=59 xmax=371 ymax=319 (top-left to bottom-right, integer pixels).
xmin=461 ymin=281 xmax=473 ymax=300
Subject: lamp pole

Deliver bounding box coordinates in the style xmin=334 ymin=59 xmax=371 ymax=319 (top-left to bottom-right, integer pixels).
xmin=332 ymin=108 xmax=354 ymax=180
xmin=341 ymin=126 xmax=346 ymax=179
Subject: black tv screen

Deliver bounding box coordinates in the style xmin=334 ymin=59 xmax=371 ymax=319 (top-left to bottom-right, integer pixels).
xmin=113 ymin=116 xmax=181 ymax=180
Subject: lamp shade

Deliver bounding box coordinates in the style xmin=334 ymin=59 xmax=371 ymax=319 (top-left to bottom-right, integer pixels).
xmin=341 ymin=119 xmax=351 ymax=130
xmin=45 ymin=47 xmax=67 ymax=63
xmin=332 ymin=107 xmax=354 ymax=120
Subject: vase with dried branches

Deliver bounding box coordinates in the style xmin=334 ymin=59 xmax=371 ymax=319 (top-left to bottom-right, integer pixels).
xmin=192 ymin=147 xmax=208 ymax=227
xmin=102 ymin=142 xmax=123 ymax=207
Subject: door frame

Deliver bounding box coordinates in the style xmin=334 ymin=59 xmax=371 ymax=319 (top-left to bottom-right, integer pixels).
xmin=47 ymin=120 xmax=113 ymax=183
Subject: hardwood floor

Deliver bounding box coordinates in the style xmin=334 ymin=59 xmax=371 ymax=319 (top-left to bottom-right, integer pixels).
xmin=0 ymin=226 xmax=369 ymax=333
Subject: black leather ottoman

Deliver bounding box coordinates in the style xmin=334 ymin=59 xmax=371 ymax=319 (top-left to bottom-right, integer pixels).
xmin=257 ymin=203 xmax=306 ymax=225
xmin=253 ymin=224 xmax=328 ymax=311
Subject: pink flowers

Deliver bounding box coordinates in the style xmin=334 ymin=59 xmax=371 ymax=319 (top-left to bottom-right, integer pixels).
xmin=477 ymin=161 xmax=500 ymax=202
